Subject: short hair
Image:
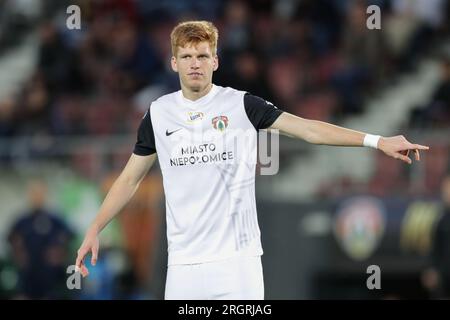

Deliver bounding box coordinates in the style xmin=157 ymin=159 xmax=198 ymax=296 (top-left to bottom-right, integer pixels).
xmin=170 ymin=20 xmax=218 ymax=56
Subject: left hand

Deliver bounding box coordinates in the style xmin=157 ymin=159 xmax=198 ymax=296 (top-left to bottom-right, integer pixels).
xmin=378 ymin=135 xmax=429 ymax=164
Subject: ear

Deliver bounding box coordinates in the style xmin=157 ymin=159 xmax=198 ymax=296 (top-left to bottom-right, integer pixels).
xmin=171 ymin=56 xmax=178 ymax=72
xmin=213 ymin=55 xmax=219 ymax=71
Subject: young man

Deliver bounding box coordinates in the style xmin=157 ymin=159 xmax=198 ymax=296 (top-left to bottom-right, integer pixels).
xmin=75 ymin=21 xmax=429 ymax=300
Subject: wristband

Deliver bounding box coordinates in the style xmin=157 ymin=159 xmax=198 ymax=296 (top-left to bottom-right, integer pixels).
xmin=363 ymin=134 xmax=381 ymax=149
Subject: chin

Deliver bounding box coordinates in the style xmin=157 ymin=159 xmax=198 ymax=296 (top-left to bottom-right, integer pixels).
xmin=189 ymin=86 xmax=201 ymax=92
xmin=188 ymin=83 xmax=204 ymax=92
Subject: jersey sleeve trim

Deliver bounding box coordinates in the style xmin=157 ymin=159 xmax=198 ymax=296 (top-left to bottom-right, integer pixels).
xmin=244 ymin=93 xmax=284 ymax=130
xmin=133 ymin=107 xmax=156 ymax=155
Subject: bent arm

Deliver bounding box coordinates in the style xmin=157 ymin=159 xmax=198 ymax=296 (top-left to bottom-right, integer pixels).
xmin=89 ymin=153 xmax=157 ymax=234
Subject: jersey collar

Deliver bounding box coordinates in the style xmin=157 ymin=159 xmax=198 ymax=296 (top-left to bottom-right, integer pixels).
xmin=177 ymin=84 xmax=219 ymax=108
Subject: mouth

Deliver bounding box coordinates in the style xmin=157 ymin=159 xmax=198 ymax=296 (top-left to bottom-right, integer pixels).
xmin=188 ymin=72 xmax=202 ymax=77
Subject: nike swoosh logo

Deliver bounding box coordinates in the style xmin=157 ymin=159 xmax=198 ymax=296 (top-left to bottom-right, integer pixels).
xmin=165 ymin=128 xmax=182 ymax=136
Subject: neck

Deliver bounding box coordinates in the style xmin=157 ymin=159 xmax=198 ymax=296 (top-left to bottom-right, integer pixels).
xmin=181 ymin=83 xmax=213 ymax=101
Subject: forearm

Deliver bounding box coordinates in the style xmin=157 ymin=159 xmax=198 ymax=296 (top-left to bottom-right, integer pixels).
xmin=89 ymin=176 xmax=140 ymax=234
xmin=303 ymin=119 xmax=366 ymax=146
xmin=271 ymin=113 xmax=370 ymax=147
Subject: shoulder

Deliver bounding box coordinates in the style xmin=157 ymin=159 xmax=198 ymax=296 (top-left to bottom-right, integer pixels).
xmin=212 ymin=85 xmax=247 ymax=108
xmin=149 ymin=90 xmax=180 ymax=111
xmin=10 ymin=213 xmax=35 ymax=234
xmin=215 ymin=86 xmax=273 ymax=107
xmin=154 ymin=90 xmax=179 ymax=103
xmin=241 ymin=93 xmax=283 ymax=130
xmin=11 ymin=215 xmax=28 ymax=231
xmin=243 ymin=93 xmax=278 ymax=110
xmin=214 ymin=85 xmax=246 ymax=100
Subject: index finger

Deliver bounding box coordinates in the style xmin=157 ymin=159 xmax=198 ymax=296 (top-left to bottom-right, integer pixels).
xmin=75 ymin=249 xmax=87 ymax=269
xmin=409 ymin=144 xmax=429 ymax=150
xmin=91 ymin=246 xmax=98 ymax=266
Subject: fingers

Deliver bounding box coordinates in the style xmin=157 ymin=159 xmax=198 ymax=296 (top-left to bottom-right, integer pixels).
xmin=414 ymin=149 xmax=420 ymax=161
xmin=395 ymin=149 xmax=424 ymax=164
xmin=394 ymin=153 xmax=412 ymax=164
xmin=91 ymin=246 xmax=98 ymax=266
xmin=80 ymin=265 xmax=89 ymax=277
xmin=400 ymin=149 xmax=410 ymax=157
xmin=407 ymin=143 xmax=429 ymax=150
xmin=401 ymin=141 xmax=429 ymax=162
xmin=402 ymin=149 xmax=423 ymax=161
xmin=413 ymin=144 xmax=429 ymax=150
xmin=75 ymin=248 xmax=87 ymax=269
xmin=384 ymin=137 xmax=429 ymax=164
xmin=76 ymin=247 xmax=92 ymax=277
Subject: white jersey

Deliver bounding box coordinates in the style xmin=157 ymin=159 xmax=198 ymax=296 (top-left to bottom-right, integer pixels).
xmin=134 ymin=84 xmax=283 ymax=265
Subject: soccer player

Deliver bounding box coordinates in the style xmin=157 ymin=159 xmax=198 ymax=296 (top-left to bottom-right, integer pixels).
xmin=75 ymin=21 xmax=429 ymax=300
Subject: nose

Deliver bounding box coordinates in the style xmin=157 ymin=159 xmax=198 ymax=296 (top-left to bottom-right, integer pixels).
xmin=190 ymin=58 xmax=200 ymax=69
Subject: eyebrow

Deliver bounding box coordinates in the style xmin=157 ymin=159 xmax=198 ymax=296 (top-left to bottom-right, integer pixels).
xmin=180 ymin=53 xmax=210 ymax=57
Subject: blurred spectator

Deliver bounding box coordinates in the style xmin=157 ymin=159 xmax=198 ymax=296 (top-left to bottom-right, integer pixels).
xmin=0 ymin=0 xmax=40 ymax=51
xmin=37 ymin=21 xmax=85 ymax=94
xmin=0 ymin=97 xmax=16 ymax=163
xmin=0 ymin=97 xmax=16 ymax=137
xmin=230 ymin=50 xmax=275 ymax=101
xmin=422 ymin=171 xmax=450 ymax=299
xmin=15 ymin=73 xmax=52 ymax=135
xmin=221 ymin=0 xmax=251 ymax=54
xmin=109 ymin=18 xmax=163 ymax=94
xmin=391 ymin=0 xmax=446 ymax=31
xmin=7 ymin=180 xmax=74 ymax=299
xmin=385 ymin=0 xmax=447 ymax=71
xmin=332 ymin=0 xmax=385 ymax=114
xmin=410 ymin=58 xmax=450 ymax=128
xmin=422 ymin=144 xmax=449 ymax=196
xmin=266 ymin=55 xmax=302 ymax=113
xmin=291 ymin=89 xmax=338 ymax=122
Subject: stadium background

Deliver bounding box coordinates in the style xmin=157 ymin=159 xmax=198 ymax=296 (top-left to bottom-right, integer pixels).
xmin=0 ymin=0 xmax=449 ymax=299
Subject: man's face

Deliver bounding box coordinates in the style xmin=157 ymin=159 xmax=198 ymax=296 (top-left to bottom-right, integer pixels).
xmin=171 ymin=41 xmax=218 ymax=93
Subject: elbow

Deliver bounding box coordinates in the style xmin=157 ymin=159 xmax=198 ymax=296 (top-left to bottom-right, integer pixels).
xmin=287 ymin=129 xmax=321 ymax=144
xmin=118 ymin=173 xmax=140 ymax=189
xmin=302 ymin=130 xmax=323 ymax=145
xmin=303 ymin=120 xmax=327 ymax=145
xmin=293 ymin=119 xmax=322 ymax=144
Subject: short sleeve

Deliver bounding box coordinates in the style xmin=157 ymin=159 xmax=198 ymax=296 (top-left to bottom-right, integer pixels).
xmin=244 ymin=93 xmax=284 ymax=130
xmin=133 ymin=108 xmax=156 ymax=155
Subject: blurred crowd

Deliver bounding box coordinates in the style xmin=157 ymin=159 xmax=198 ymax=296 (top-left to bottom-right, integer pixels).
xmin=0 ymin=0 xmax=448 ymax=192
xmin=0 ymin=0 xmax=448 ymax=136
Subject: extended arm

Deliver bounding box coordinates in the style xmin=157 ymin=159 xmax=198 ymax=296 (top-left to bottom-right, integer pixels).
xmin=270 ymin=112 xmax=429 ymax=164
